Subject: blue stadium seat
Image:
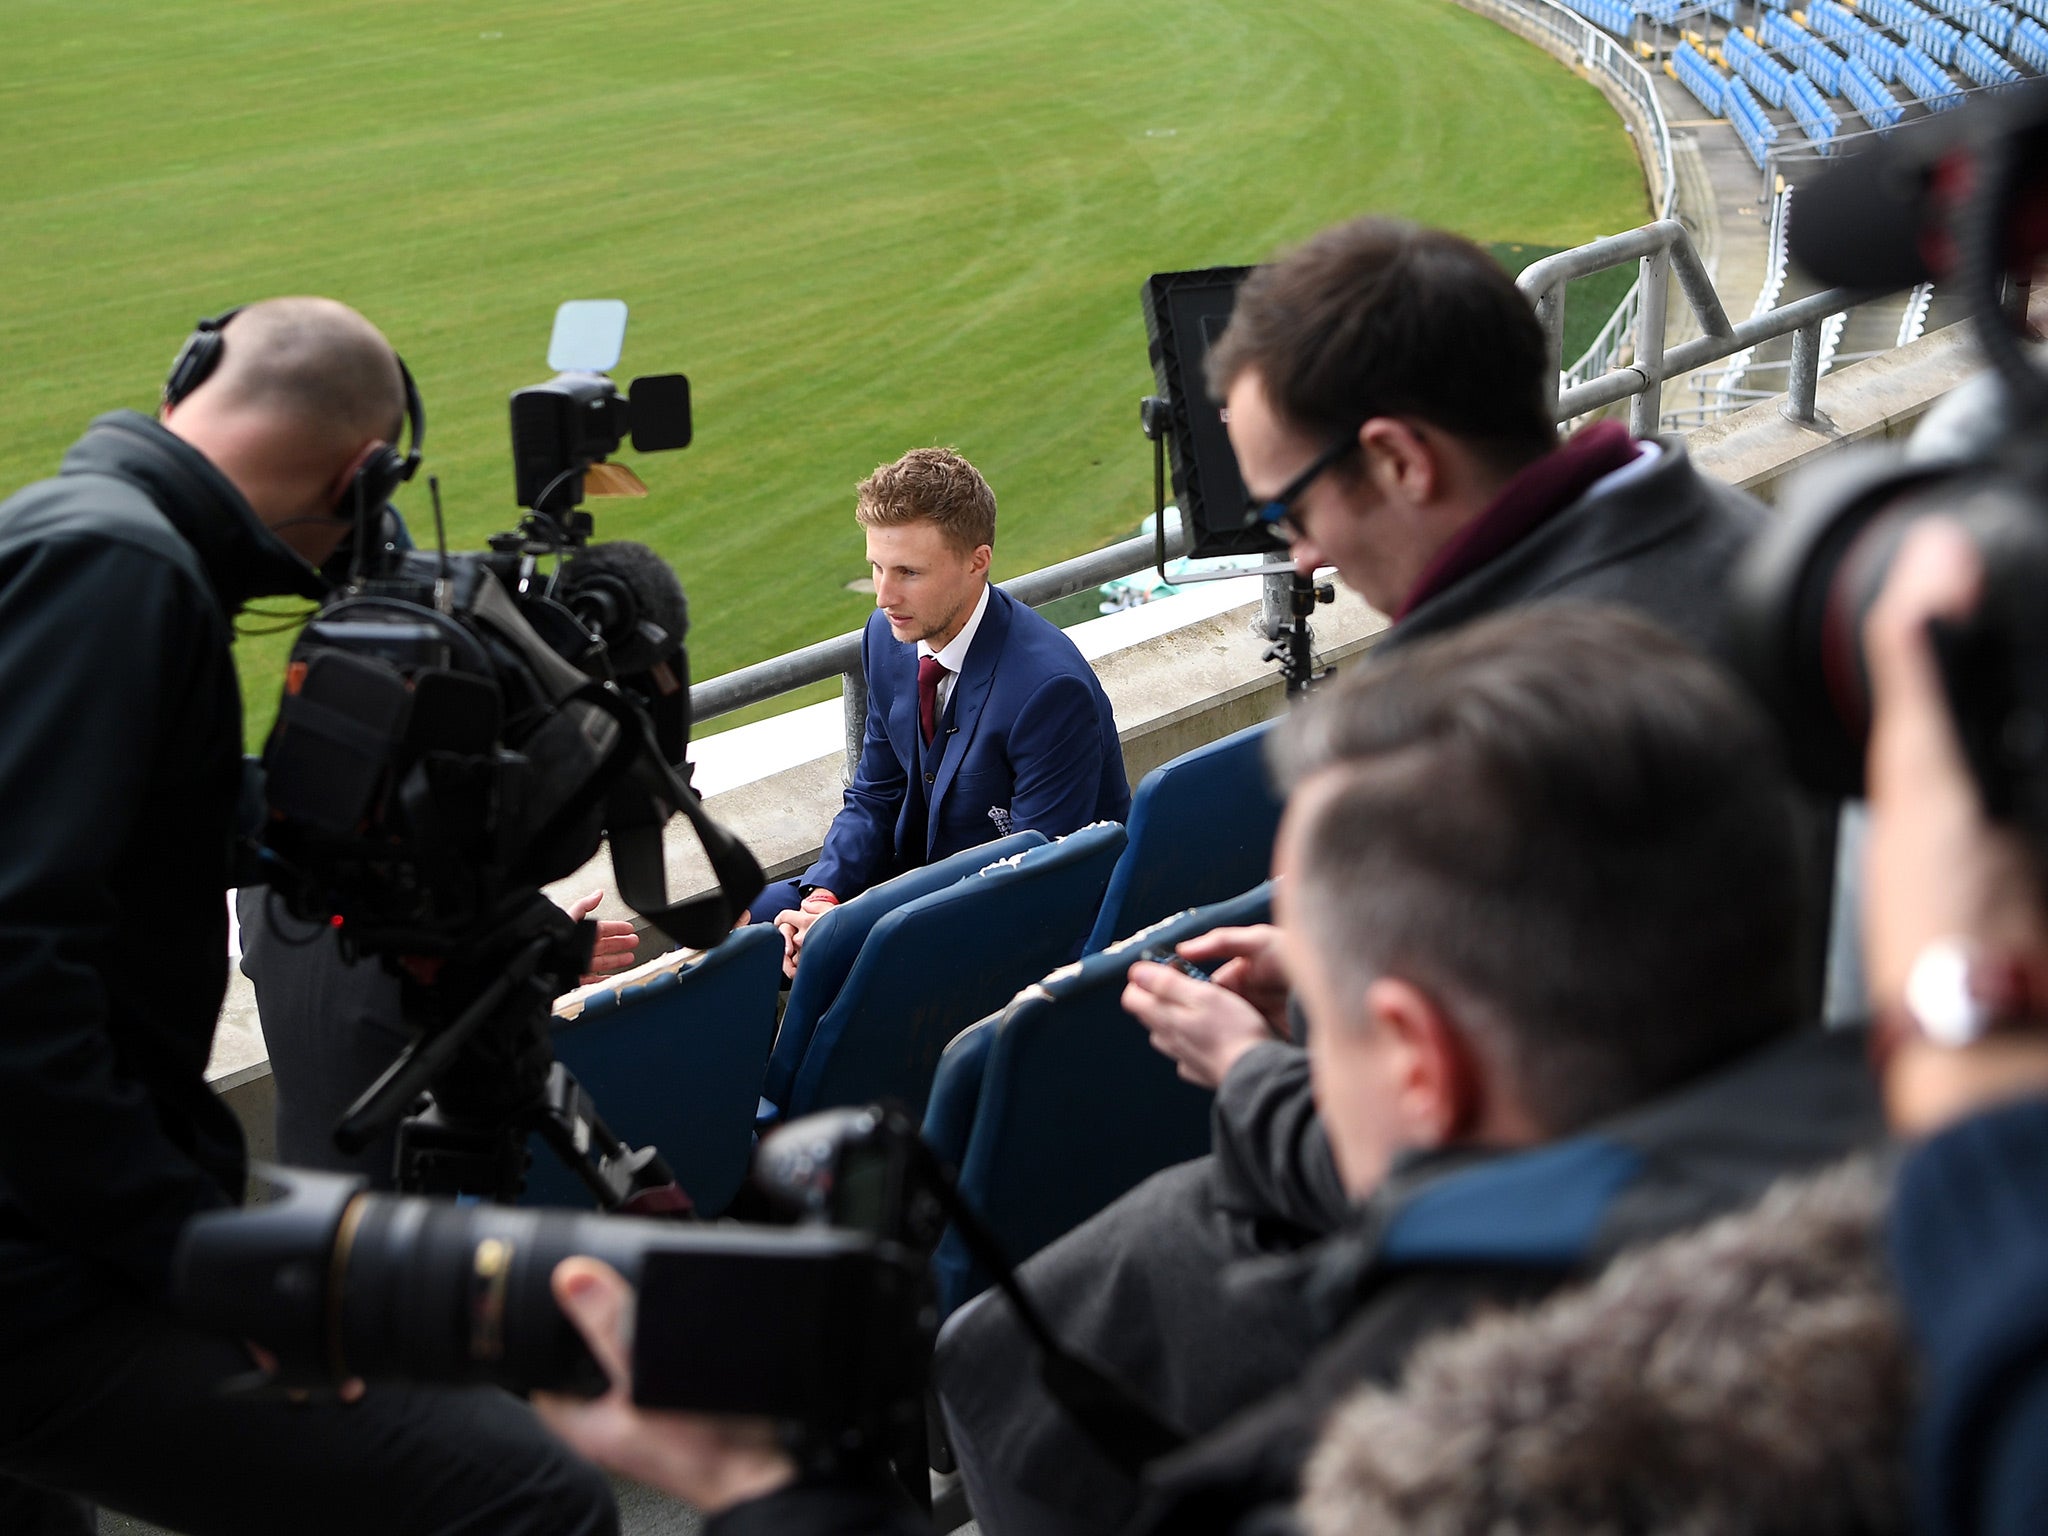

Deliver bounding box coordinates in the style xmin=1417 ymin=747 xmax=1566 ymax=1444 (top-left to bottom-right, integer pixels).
xmin=1844 ymin=54 xmax=1909 ymax=125
xmin=1901 ymin=39 xmax=1968 ymax=102
xmin=1083 ymin=718 xmax=1282 ymax=954
xmin=922 ymin=1014 xmax=997 ymax=1190
xmin=1759 ymin=10 xmax=1803 ymax=55
xmin=1559 ymin=0 xmax=1634 ymax=37
xmin=924 ymin=883 xmax=1274 ymax=1320
xmin=1726 ymin=28 xmax=1795 ymax=104
xmin=1813 ymin=0 xmax=1908 ymax=79
xmin=1788 ymin=70 xmax=1843 ymax=150
xmin=1909 ymin=11 xmax=1965 ymax=62
xmin=1975 ymin=4 xmax=2018 ymax=47
xmin=1958 ymin=29 xmax=2024 ymax=82
xmin=776 ymin=823 xmax=1128 ymax=1123
xmin=523 ymin=923 xmax=784 ymax=1216
xmin=1723 ymin=76 xmax=1781 ymax=166
xmin=2013 ymin=14 xmax=2048 ymax=70
xmin=1672 ymin=42 xmax=1731 ymax=114
xmin=1797 ymin=34 xmax=1849 ymax=94
xmin=758 ymin=830 xmax=1045 ymax=1116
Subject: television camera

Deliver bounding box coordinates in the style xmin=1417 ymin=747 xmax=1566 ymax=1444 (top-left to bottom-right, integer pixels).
xmin=247 ymin=301 xmax=762 ymax=1210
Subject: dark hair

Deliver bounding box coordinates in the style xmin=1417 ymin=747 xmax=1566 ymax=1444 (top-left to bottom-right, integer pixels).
xmin=1206 ymin=217 xmax=1556 ymax=474
xmin=1271 ymin=605 xmax=1807 ymax=1135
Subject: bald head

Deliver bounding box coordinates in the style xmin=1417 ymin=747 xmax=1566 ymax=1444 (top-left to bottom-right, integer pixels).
xmin=161 ymin=297 xmax=406 ymax=566
xmin=200 ymin=298 xmax=404 ymax=449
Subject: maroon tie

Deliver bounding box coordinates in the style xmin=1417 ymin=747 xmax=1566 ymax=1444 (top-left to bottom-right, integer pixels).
xmin=918 ymin=654 xmax=948 ymax=745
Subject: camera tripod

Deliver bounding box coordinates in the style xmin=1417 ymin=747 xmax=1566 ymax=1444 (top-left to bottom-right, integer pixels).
xmin=334 ymin=893 xmax=687 ymax=1212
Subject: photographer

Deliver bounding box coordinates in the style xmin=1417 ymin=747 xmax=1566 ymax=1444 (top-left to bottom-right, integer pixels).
xmin=0 ymin=300 xmax=615 ymax=1535
xmin=1858 ymin=519 xmax=2048 ymax=1536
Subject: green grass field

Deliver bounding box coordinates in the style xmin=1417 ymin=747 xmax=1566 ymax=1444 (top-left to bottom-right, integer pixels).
xmin=0 ymin=0 xmax=1649 ymax=744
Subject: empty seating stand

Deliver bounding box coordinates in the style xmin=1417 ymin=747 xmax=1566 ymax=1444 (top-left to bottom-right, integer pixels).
xmin=1798 ymin=34 xmax=1849 ymax=92
xmin=1725 ymin=28 xmax=1794 ymax=103
xmin=1672 ymin=41 xmax=1731 ymax=114
xmin=1959 ymin=30 xmax=2024 ymax=81
xmin=1811 ymin=0 xmax=1906 ymax=80
xmin=1909 ymin=11 xmax=1966 ymax=65
xmin=1082 ymin=718 xmax=1283 ymax=955
xmin=1844 ymin=54 xmax=1908 ymax=125
xmin=1900 ymin=39 xmax=1968 ymax=103
xmin=2013 ymin=15 xmax=2048 ymax=71
xmin=776 ymin=823 xmax=1128 ymax=1123
xmin=1560 ymin=0 xmax=1634 ymax=37
xmin=523 ymin=923 xmax=785 ymax=1216
xmin=1724 ymin=76 xmax=1781 ymax=166
xmin=1788 ymin=70 xmax=1843 ymax=150
xmin=757 ymin=830 xmax=1045 ymax=1119
xmin=1975 ymin=5 xmax=2018 ymax=48
xmin=1862 ymin=0 xmax=1933 ymax=35
xmin=923 ymin=883 xmax=1275 ymax=1319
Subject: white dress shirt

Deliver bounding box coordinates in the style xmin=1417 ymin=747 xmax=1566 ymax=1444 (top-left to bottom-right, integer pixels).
xmin=918 ymin=582 xmax=991 ymax=722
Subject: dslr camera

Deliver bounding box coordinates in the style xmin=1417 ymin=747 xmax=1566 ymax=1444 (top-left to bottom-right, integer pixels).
xmin=176 ymin=1106 xmax=941 ymax=1471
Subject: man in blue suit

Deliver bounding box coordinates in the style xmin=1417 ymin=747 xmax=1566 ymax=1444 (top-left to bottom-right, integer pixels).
xmin=760 ymin=447 xmax=1129 ymax=976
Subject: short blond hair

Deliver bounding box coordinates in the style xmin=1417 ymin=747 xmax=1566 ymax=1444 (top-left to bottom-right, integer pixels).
xmin=855 ymin=447 xmax=996 ymax=553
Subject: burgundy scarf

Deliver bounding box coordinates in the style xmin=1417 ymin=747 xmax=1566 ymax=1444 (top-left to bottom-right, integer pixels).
xmin=1394 ymin=420 xmax=1641 ymax=621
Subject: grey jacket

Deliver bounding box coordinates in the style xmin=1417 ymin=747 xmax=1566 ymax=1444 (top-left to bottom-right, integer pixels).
xmin=1218 ymin=437 xmax=1773 ymax=1238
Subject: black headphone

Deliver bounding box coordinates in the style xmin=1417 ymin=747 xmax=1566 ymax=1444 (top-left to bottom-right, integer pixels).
xmin=162 ymin=306 xmax=425 ymax=520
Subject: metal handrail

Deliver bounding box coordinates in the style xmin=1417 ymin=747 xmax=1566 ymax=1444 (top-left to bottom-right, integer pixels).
xmin=1515 ymin=217 xmax=1880 ymax=432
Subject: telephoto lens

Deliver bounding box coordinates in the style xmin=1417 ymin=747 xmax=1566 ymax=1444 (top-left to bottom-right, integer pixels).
xmin=173 ymin=1161 xmax=922 ymax=1416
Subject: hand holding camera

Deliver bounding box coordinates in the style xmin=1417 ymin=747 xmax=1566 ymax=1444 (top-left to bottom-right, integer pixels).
xmin=1862 ymin=521 xmax=2048 ymax=1135
xmin=533 ymin=1258 xmax=796 ymax=1516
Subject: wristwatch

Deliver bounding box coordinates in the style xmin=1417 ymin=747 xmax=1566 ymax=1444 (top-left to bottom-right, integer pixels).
xmin=1872 ymin=938 xmax=2044 ymax=1067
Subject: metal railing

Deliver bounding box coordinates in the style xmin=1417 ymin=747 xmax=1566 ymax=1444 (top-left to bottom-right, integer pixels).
xmin=1515 ymin=217 xmax=1876 ymax=436
xmin=1453 ymin=0 xmax=1680 ymax=397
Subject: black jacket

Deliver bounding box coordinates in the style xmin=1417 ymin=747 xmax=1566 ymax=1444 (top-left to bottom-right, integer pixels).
xmin=0 ymin=411 xmax=321 ymax=1357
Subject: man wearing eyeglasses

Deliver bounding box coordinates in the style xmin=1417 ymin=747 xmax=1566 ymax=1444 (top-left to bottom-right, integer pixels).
xmin=936 ymin=216 xmax=1777 ymax=1536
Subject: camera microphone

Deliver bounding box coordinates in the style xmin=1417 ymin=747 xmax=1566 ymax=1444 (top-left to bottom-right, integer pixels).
xmin=559 ymin=540 xmax=689 ymax=677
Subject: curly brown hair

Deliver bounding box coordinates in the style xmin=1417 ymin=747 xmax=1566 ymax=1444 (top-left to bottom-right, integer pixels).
xmin=855 ymin=447 xmax=997 ymax=553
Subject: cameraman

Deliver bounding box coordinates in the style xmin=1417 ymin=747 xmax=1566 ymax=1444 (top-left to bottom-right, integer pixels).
xmin=1859 ymin=519 xmax=2048 ymax=1536
xmin=0 ymin=300 xmax=615 ymax=1535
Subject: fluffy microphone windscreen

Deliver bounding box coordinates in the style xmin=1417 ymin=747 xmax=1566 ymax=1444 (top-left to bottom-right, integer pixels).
xmin=561 ymin=540 xmax=690 ymax=677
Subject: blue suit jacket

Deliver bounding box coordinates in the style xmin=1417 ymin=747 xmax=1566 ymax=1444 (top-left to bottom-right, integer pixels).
xmin=804 ymin=585 xmax=1128 ymax=897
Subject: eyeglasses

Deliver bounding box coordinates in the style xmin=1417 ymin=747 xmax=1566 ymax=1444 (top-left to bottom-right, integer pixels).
xmin=1247 ymin=428 xmax=1361 ymax=539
